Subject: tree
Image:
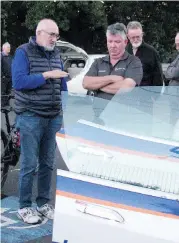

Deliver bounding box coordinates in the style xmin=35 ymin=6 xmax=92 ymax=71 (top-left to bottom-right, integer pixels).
xmin=25 ymin=1 xmax=108 ymax=53
xmin=1 ymin=1 xmax=179 ymax=61
xmin=104 ymin=1 xmax=179 ymax=62
xmin=1 ymin=1 xmax=31 ymax=54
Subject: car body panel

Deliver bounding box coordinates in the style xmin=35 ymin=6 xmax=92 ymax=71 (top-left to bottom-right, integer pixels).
xmin=52 ymin=91 xmax=179 ymax=243
xmin=53 ymin=170 xmax=179 ymax=243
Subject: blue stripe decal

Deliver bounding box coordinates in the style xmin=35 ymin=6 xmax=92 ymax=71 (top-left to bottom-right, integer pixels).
xmin=53 ymin=241 xmax=68 ymax=243
xmin=56 ymin=176 xmax=179 ymax=216
xmin=60 ymin=128 xmax=65 ymax=134
xmin=57 ymin=123 xmax=176 ymax=157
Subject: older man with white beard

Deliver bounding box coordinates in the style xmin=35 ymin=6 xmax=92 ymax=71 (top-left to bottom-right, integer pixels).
xmin=12 ymin=18 xmax=68 ymax=224
xmin=126 ymin=21 xmax=163 ymax=87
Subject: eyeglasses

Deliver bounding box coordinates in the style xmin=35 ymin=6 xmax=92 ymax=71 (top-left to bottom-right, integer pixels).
xmin=128 ymin=35 xmax=142 ymax=41
xmin=41 ymin=30 xmax=60 ymax=40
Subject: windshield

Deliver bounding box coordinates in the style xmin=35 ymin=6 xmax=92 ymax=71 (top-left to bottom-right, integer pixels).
xmin=58 ymin=87 xmax=179 ymax=195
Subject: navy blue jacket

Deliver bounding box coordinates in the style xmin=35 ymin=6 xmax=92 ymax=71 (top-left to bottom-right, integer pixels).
xmin=12 ymin=37 xmax=68 ymax=117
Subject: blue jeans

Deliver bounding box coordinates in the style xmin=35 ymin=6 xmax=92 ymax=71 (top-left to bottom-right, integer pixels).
xmin=16 ymin=111 xmax=63 ymax=209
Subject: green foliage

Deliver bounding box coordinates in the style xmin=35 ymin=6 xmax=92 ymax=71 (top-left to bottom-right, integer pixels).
xmin=1 ymin=1 xmax=32 ymax=53
xmin=1 ymin=1 xmax=179 ymax=61
xmin=24 ymin=1 xmax=107 ymax=52
xmin=104 ymin=1 xmax=179 ymax=62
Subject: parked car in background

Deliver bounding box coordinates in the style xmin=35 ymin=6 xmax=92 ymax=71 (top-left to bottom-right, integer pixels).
xmin=56 ymin=40 xmax=105 ymax=95
xmin=56 ymin=40 xmax=169 ymax=95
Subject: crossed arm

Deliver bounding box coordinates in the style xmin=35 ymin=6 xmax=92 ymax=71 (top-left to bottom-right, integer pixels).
xmin=82 ymin=57 xmax=142 ymax=94
xmin=165 ymin=55 xmax=179 ymax=80
xmin=83 ymin=75 xmax=136 ymax=94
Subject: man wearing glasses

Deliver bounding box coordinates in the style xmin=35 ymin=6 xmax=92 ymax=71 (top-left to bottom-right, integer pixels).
xmin=126 ymin=21 xmax=163 ymax=87
xmin=12 ymin=18 xmax=68 ymax=224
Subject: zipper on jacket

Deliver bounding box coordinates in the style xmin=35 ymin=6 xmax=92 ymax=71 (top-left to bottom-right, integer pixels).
xmin=47 ymin=53 xmax=55 ymax=104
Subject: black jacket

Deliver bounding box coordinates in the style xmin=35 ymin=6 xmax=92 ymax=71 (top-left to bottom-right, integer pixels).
xmin=126 ymin=42 xmax=163 ymax=86
xmin=1 ymin=53 xmax=12 ymax=78
xmin=1 ymin=53 xmax=12 ymax=102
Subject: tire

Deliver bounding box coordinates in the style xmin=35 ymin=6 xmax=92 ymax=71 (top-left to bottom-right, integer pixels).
xmin=1 ymin=130 xmax=10 ymax=189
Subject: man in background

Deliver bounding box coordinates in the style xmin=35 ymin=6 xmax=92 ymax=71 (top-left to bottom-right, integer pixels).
xmin=1 ymin=42 xmax=13 ymax=106
xmin=165 ymin=32 xmax=179 ymax=140
xmin=126 ymin=21 xmax=163 ymax=87
xmin=165 ymin=32 xmax=179 ymax=86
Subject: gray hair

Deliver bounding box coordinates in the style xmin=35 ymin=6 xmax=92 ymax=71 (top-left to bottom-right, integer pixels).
xmin=127 ymin=21 xmax=143 ymax=32
xmin=2 ymin=42 xmax=10 ymax=49
xmin=106 ymin=23 xmax=127 ymax=40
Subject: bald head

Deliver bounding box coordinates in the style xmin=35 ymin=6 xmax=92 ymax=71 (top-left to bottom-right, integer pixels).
xmin=36 ymin=19 xmax=59 ymax=51
xmin=36 ymin=19 xmax=58 ymax=34
xmin=175 ymin=32 xmax=179 ymax=51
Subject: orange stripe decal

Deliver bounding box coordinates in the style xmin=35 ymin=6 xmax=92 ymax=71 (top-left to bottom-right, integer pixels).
xmin=56 ymin=133 xmax=179 ymax=163
xmin=56 ymin=190 xmax=179 ymax=220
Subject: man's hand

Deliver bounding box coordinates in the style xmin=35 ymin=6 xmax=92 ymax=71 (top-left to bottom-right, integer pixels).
xmin=43 ymin=70 xmax=69 ymax=80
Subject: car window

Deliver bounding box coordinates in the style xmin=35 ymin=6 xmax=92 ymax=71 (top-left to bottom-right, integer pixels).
xmin=57 ymin=87 xmax=179 ymax=196
xmin=57 ymin=46 xmax=77 ymax=54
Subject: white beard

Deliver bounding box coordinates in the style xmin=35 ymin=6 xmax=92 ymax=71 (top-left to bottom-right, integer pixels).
xmin=44 ymin=45 xmax=55 ymax=51
xmin=132 ymin=41 xmax=142 ymax=49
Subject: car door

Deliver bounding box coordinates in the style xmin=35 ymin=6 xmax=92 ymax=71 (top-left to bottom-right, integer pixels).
xmin=52 ymin=92 xmax=179 ymax=243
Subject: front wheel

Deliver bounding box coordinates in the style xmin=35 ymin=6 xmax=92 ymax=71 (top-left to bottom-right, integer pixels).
xmin=1 ymin=130 xmax=10 ymax=189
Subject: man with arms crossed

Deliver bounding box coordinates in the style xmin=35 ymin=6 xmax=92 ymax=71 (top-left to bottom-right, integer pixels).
xmin=83 ymin=23 xmax=142 ymax=100
xmin=83 ymin=23 xmax=143 ymax=120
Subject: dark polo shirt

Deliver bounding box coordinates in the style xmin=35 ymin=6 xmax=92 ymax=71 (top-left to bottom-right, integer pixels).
xmin=85 ymin=51 xmax=143 ymax=100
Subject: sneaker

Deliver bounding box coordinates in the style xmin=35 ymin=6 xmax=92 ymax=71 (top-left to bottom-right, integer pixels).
xmin=37 ymin=204 xmax=54 ymax=219
xmin=17 ymin=207 xmax=43 ymax=224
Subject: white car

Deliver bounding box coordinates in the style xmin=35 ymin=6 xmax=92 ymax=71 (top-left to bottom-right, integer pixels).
xmin=56 ymin=40 xmax=106 ymax=95
xmin=52 ymin=90 xmax=179 ymax=243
